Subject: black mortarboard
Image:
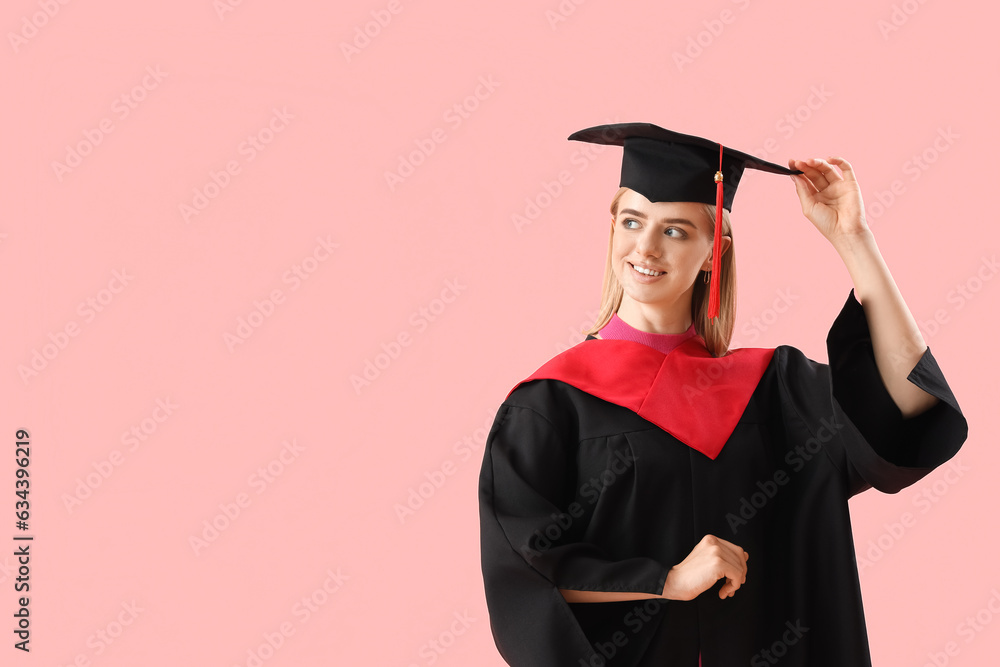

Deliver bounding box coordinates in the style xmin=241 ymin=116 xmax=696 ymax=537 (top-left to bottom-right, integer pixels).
xmin=567 ymin=122 xmax=803 ymax=320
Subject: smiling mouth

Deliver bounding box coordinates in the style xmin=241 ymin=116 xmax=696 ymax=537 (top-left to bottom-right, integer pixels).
xmin=629 ymin=262 xmax=665 ymax=277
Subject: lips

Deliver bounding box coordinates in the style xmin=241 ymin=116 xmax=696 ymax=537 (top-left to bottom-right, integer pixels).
xmin=629 ymin=262 xmax=665 ymax=277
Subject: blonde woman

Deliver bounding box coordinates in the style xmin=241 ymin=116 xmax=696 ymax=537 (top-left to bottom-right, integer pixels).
xmin=478 ymin=123 xmax=968 ymax=666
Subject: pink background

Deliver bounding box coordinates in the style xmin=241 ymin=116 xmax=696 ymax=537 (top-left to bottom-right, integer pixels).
xmin=3 ymin=0 xmax=997 ymax=664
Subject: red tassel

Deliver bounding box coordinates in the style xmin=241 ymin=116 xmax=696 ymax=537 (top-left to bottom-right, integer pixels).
xmin=708 ymin=144 xmax=724 ymax=322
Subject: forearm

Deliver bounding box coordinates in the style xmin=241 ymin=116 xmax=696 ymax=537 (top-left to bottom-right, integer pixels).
xmin=833 ymin=230 xmax=940 ymax=418
xmin=559 ymin=588 xmax=664 ymax=603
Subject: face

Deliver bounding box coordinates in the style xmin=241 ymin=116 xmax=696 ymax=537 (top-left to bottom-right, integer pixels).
xmin=610 ymin=189 xmax=731 ymax=325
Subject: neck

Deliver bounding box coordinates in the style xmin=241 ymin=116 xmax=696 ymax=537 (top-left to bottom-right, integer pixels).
xmin=597 ymin=311 xmax=697 ymax=355
xmin=615 ymin=297 xmax=692 ymax=334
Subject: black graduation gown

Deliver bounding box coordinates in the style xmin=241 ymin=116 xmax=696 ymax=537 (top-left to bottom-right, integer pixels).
xmin=478 ymin=289 xmax=968 ymax=667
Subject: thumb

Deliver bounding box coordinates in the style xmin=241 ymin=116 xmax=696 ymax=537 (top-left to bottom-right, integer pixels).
xmin=789 ymin=174 xmax=812 ymax=212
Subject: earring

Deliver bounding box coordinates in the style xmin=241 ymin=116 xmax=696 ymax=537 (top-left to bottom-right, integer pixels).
xmin=703 ymin=270 xmax=710 ymax=284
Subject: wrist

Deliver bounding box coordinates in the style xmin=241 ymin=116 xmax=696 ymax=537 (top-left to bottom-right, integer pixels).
xmin=832 ymin=228 xmax=877 ymax=258
xmin=660 ymin=568 xmax=678 ymax=600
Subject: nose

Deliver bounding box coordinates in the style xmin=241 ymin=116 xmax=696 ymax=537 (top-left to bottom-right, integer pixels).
xmin=635 ymin=226 xmax=661 ymax=257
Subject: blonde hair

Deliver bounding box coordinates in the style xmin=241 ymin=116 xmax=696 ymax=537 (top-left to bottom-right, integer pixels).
xmin=582 ymin=187 xmax=737 ymax=358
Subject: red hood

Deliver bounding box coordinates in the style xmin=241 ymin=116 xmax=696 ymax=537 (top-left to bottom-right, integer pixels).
xmin=505 ymin=336 xmax=775 ymax=460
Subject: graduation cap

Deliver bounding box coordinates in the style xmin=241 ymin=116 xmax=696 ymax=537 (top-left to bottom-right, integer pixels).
xmin=567 ymin=122 xmax=802 ymax=321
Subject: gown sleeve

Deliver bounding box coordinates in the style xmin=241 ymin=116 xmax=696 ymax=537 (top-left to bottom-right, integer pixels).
xmin=479 ymin=395 xmax=671 ymax=667
xmin=780 ymin=288 xmax=969 ymax=497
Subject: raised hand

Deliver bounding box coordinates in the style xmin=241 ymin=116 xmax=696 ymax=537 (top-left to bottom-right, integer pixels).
xmin=788 ymin=157 xmax=870 ymax=248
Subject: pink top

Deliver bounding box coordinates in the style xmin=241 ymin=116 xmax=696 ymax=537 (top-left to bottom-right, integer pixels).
xmin=597 ymin=312 xmax=698 ymax=355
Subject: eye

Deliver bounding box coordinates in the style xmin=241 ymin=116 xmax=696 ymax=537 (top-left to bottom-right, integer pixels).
xmin=620 ymin=218 xmax=686 ymax=237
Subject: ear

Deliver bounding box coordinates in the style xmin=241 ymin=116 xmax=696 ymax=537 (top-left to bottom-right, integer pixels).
xmin=702 ymin=235 xmax=732 ymax=271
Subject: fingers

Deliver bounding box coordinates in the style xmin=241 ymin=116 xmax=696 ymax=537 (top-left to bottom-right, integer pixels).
xmin=829 ymin=156 xmax=858 ymax=183
xmin=789 ymin=158 xmax=828 ymax=190
xmin=788 ymin=167 xmax=816 ymax=210
xmin=722 ymin=551 xmax=748 ymax=598
xmin=790 ymin=157 xmax=843 ymax=192
xmin=787 ymin=160 xmax=817 ymax=203
xmin=718 ymin=558 xmax=747 ymax=598
xmin=669 ymin=535 xmax=751 ymax=601
xmin=699 ymin=535 xmax=748 ymax=599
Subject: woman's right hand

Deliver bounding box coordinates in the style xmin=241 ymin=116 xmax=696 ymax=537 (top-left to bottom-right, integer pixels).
xmin=661 ymin=534 xmax=749 ymax=601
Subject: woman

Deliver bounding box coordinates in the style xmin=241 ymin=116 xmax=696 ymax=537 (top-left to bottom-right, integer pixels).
xmin=478 ymin=123 xmax=968 ymax=666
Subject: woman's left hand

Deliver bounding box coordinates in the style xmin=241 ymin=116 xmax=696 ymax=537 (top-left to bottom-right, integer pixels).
xmin=788 ymin=157 xmax=870 ymax=247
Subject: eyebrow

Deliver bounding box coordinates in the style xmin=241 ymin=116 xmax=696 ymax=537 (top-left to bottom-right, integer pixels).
xmin=617 ymin=208 xmax=698 ymax=228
